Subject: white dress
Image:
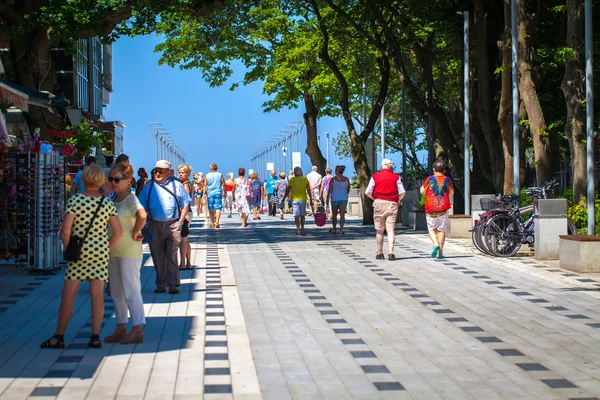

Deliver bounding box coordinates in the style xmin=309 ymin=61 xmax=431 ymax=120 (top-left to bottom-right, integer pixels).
xmin=234 ymin=178 xmax=251 ymax=216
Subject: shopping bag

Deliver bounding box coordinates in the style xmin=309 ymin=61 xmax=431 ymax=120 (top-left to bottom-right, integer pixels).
xmin=314 ymin=205 xmax=326 ymax=226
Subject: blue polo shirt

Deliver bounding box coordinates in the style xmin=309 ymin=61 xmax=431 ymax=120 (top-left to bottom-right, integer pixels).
xmin=265 ymin=176 xmax=277 ymax=195
xmin=139 ymin=178 xmax=192 ymax=221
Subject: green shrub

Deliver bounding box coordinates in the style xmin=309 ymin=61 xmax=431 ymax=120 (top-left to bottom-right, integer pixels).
xmin=418 ymin=194 xmax=426 ymax=211
xmin=567 ymin=196 xmax=600 ymax=235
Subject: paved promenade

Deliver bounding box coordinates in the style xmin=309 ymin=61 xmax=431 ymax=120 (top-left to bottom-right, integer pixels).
xmin=1 ymin=212 xmax=600 ymax=399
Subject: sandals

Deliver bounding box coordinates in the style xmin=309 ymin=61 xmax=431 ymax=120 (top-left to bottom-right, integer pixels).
xmin=388 ymin=254 xmax=396 ymax=261
xmin=329 ymin=228 xmax=337 ymax=234
xmin=40 ymin=334 xmax=65 ymax=349
xmin=375 ymin=253 xmax=385 ymax=260
xmin=89 ymin=334 xmax=102 ymax=349
xmin=104 ymin=330 xmax=126 ymax=343
xmin=120 ymin=330 xmax=144 ymax=344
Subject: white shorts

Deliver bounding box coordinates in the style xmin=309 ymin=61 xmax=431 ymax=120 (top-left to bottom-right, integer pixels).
xmin=312 ymin=188 xmax=321 ymax=202
xmin=292 ymin=200 xmax=307 ymax=217
xmin=426 ymin=212 xmax=449 ymax=232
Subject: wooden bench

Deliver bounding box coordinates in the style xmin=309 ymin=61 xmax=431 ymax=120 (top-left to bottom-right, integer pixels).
xmin=447 ymin=215 xmax=472 ymax=238
xmin=559 ymin=235 xmax=600 ymax=273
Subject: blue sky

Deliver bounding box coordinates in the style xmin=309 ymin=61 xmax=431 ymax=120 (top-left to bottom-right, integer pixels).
xmin=103 ymin=35 xmax=396 ymax=179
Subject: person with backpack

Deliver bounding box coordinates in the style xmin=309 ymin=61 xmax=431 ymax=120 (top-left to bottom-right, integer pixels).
xmin=138 ymin=160 xmax=191 ymax=294
xmin=420 ymin=160 xmax=455 ymax=259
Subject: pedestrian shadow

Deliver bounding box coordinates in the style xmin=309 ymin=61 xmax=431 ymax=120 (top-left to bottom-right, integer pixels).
xmin=1 ymin=315 xmax=196 ymax=381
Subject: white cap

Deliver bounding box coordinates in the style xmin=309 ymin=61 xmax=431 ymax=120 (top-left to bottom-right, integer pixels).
xmin=381 ymin=158 xmax=393 ymax=168
xmin=155 ymin=160 xmax=172 ymax=169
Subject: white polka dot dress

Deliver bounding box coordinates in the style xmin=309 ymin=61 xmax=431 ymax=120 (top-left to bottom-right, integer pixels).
xmin=64 ymin=194 xmax=117 ymax=282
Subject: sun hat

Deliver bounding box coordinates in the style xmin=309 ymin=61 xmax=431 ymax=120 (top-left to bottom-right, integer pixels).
xmin=155 ymin=160 xmax=171 ymax=169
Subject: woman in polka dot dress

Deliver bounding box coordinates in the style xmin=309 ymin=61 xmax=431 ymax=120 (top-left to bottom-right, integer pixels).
xmin=41 ymin=165 xmax=122 ymax=349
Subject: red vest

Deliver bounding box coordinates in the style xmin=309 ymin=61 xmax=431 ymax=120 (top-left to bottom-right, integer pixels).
xmin=372 ymin=169 xmax=399 ymax=203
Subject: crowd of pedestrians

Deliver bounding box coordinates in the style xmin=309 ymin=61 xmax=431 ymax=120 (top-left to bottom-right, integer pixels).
xmin=41 ymin=155 xmax=453 ymax=350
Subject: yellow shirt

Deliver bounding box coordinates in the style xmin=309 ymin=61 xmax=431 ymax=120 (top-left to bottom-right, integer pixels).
xmin=110 ymin=194 xmax=144 ymax=259
xmin=289 ymin=176 xmax=309 ymax=201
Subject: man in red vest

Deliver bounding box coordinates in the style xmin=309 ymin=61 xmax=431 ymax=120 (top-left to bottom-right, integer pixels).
xmin=365 ymin=159 xmax=406 ymax=260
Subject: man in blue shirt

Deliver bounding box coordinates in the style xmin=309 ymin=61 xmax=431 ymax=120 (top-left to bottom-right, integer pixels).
xmin=205 ymin=163 xmax=226 ymax=228
xmin=139 ymin=160 xmax=192 ymax=294
xmin=265 ymin=170 xmax=278 ymax=216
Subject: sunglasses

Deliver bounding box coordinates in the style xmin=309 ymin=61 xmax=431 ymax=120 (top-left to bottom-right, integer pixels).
xmin=108 ymin=177 xmax=124 ymax=183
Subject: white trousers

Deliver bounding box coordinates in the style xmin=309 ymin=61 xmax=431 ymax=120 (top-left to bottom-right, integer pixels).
xmin=107 ymin=257 xmax=146 ymax=325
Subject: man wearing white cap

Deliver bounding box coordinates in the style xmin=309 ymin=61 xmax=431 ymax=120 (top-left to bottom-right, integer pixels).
xmin=365 ymin=158 xmax=406 ymax=261
xmin=139 ymin=160 xmax=192 ymax=294
xmin=306 ymin=165 xmax=322 ymax=215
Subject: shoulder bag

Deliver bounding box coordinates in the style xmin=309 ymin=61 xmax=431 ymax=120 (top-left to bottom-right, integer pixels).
xmin=64 ymin=196 xmax=105 ymax=262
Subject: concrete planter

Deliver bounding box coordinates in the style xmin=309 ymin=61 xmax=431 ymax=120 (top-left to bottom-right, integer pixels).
xmin=402 ymin=190 xmax=420 ymax=227
xmin=447 ymin=215 xmax=472 ymax=238
xmin=409 ymin=210 xmax=427 ymax=231
xmin=559 ymin=235 xmax=600 ymax=272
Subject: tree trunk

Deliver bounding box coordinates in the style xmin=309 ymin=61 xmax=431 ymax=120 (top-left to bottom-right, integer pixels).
xmin=517 ymin=0 xmax=553 ymax=184
xmin=498 ymin=0 xmax=515 ymax=194
xmin=472 ymin=0 xmax=504 ymax=193
xmin=302 ymin=91 xmax=326 ymax=175
xmin=561 ymin=0 xmax=587 ymax=204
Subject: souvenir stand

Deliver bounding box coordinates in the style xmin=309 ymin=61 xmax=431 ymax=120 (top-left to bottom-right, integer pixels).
xmin=0 ymin=145 xmax=66 ymax=273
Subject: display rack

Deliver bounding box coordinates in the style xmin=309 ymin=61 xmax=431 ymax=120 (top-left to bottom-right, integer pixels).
xmin=0 ymin=150 xmax=65 ymax=273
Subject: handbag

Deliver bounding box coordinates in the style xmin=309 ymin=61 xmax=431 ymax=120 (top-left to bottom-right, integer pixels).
xmin=64 ymin=196 xmax=105 ymax=262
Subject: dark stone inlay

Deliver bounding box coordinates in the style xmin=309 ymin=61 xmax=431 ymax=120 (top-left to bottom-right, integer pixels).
xmin=320 ymin=311 xmax=339 ymax=315
xmin=9 ymin=293 xmax=27 ymax=297
xmin=342 ymin=339 xmax=365 ymax=345
xmin=516 ymin=363 xmax=549 ymax=371
xmin=299 ymin=284 xmax=315 ymax=288
xmin=30 ymin=387 xmax=63 ymax=396
xmin=402 ymin=288 xmax=418 ymax=292
xmin=206 ymin=304 xmax=224 ymax=308
xmin=304 ymin=290 xmax=320 ymax=293
xmin=361 ymin=365 xmax=391 ymax=373
xmin=374 ymin=382 xmax=405 ymax=391
xmin=472 ymin=276 xmax=490 ymax=279
xmin=206 ymin=312 xmax=225 ymax=317
xmin=206 ymin=321 xmax=226 ymax=326
xmin=433 ymin=309 xmax=453 ymax=314
xmin=512 ymin=292 xmax=533 ymax=296
xmin=446 ymin=317 xmax=468 ymax=322
xmin=422 ymin=301 xmax=440 ymax=306
xmin=499 ymin=286 xmax=516 ymax=290
xmin=56 ymin=356 xmax=83 ymax=363
xmin=204 ymin=353 xmax=228 ymax=360
xmin=542 ymin=379 xmax=577 ymax=389
xmin=476 ymin=336 xmax=502 ymax=343
xmin=0 ymin=307 xmax=8 ymax=312
xmin=334 ymin=329 xmax=356 ymax=334
xmin=377 ymin=273 xmax=393 ymax=277
xmin=0 ymin=301 xmax=16 ymax=305
xmin=205 ymin=368 xmax=230 ymax=375
xmin=527 ymin=299 xmax=548 ymax=303
xmin=206 ymin=330 xmax=227 ymax=335
xmin=586 ymin=323 xmax=600 ymax=328
xmin=546 ymin=306 xmax=568 ymax=311
xmin=326 ymin=319 xmax=347 ymax=324
xmin=314 ymin=303 xmax=333 ymax=307
xmin=462 ymin=271 xmax=478 ymax=275
xmin=308 ymin=296 xmax=326 ymax=300
xmin=67 ymin=343 xmax=88 ymax=350
xmin=76 ymin=332 xmax=91 ymax=338
xmin=295 ymin=279 xmax=310 ymax=282
xmin=351 ymin=351 xmax=376 ymax=358
xmin=44 ymin=370 xmax=73 ymax=378
xmin=393 ymin=283 xmax=409 ymax=286
xmin=384 ymin=278 xmax=401 ymax=281
xmin=461 ymin=327 xmax=484 ymax=332
xmin=453 ymin=267 xmax=467 ymax=270
xmin=577 ymin=279 xmax=596 ymax=283
xmin=18 ymin=287 xmax=34 ymax=291
xmin=204 ymin=385 xmax=233 ymax=394
xmin=371 ymin=269 xmax=384 ymax=272
xmin=205 ymin=341 xmax=227 ymax=347
xmin=410 ymin=294 xmax=428 ymax=298
xmin=566 ymin=314 xmax=589 ymax=320
xmin=485 ymin=281 xmax=503 ymax=285
xmin=495 ymin=349 xmax=524 ymax=356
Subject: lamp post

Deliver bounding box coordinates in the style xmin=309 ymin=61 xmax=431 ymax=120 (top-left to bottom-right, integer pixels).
xmin=585 ymin=0 xmax=595 ymax=235
xmin=380 ymin=106 xmax=385 ymax=163
xmin=511 ymin=0 xmax=520 ymax=202
xmin=326 ymin=132 xmax=330 ymax=168
xmin=402 ymin=88 xmax=407 ymax=185
xmin=462 ymin=11 xmax=470 ymax=214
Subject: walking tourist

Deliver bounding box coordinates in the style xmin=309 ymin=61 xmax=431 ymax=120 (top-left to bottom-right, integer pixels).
xmin=250 ymin=173 xmax=263 ymax=220
xmin=178 ymin=165 xmax=193 ymax=269
xmin=306 ymin=166 xmax=322 ymax=215
xmin=285 ymin=167 xmax=312 ymax=235
xmin=327 ymin=165 xmax=350 ymax=235
xmin=265 ymin=170 xmax=278 ymax=217
xmin=41 ymin=165 xmax=122 ymax=349
xmin=104 ymin=163 xmax=147 ymax=344
xmin=365 ymin=159 xmax=406 ymax=261
xmin=205 ymin=163 xmax=226 ymax=228
xmin=275 ymin=172 xmax=288 ymax=220
xmin=70 ymin=155 xmax=96 ymax=196
xmin=321 ymin=168 xmax=333 ymax=219
xmin=287 ymin=170 xmax=294 ymax=213
xmin=420 ymin=160 xmax=455 ymax=259
xmin=136 ymin=168 xmax=148 ymax=197
xmin=193 ymin=172 xmax=206 ymax=218
xmin=233 ymin=168 xmax=251 ymax=227
xmin=139 ymin=160 xmax=191 ymax=294
xmin=225 ymin=173 xmax=235 ymax=218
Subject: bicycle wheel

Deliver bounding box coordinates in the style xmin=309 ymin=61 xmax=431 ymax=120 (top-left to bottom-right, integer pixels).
xmin=567 ymin=218 xmax=578 ymax=235
xmin=472 ymin=220 xmax=487 ymax=254
xmin=484 ymin=214 xmax=523 ymax=257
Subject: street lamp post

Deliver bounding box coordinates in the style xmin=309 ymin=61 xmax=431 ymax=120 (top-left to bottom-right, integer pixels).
xmin=585 ymin=0 xmax=595 ymax=235
xmin=326 ymin=132 xmax=330 ymax=169
xmin=511 ymin=0 xmax=520 ymax=202
xmin=463 ymin=11 xmax=470 ymax=215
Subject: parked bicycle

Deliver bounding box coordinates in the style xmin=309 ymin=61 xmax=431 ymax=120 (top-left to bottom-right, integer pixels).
xmin=472 ymin=180 xmax=577 ymax=257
